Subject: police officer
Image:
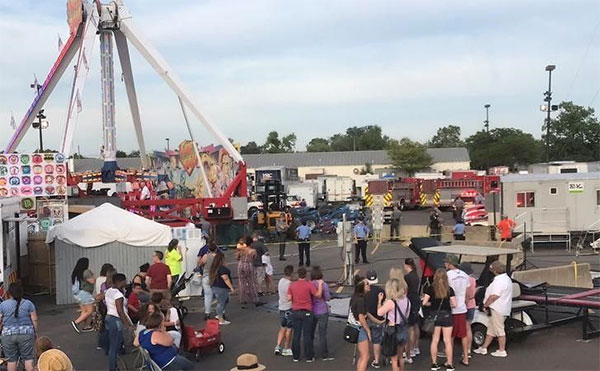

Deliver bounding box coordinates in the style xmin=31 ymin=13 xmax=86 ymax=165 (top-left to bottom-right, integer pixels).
xmin=353 ymin=217 xmax=370 ymax=264
xmin=295 ymin=221 xmax=312 ymax=267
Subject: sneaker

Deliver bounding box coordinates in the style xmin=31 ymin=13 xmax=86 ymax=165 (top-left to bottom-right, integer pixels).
xmin=81 ymin=327 xmax=94 ymax=333
xmin=404 ymin=357 xmax=414 ymax=364
xmin=473 ymin=347 xmax=487 ymax=355
xmin=444 ymin=364 xmax=455 ymax=371
xmin=274 ymin=346 xmax=282 ymax=355
xmin=282 ymin=349 xmax=293 ymax=357
xmin=293 ymin=359 xmax=299 ymax=362
xmin=410 ymin=350 xmax=417 ymax=358
xmin=96 ymin=346 xmax=103 ymax=351
xmin=431 ymin=364 xmax=441 ymax=371
xmin=71 ymin=321 xmax=81 ymax=333
xmin=491 ymin=350 xmax=507 ymax=358
xmin=219 ymin=319 xmax=231 ymax=325
xmin=437 ymin=351 xmax=446 ymax=358
xmin=414 ymin=348 xmax=421 ymax=356
xmin=323 ymin=357 xmax=335 ymax=361
xmin=306 ymin=358 xmax=315 ymax=363
xmin=371 ymin=360 xmax=381 ymax=369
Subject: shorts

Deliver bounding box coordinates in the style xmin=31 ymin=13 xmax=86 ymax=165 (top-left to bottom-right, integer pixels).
xmin=408 ymin=302 xmax=421 ymax=326
xmin=357 ymin=326 xmax=369 ymax=343
xmin=435 ymin=310 xmax=453 ymax=327
xmin=368 ymin=323 xmax=383 ymax=345
xmin=395 ymin=327 xmax=408 ymax=345
xmin=466 ymin=308 xmax=475 ymax=322
xmin=488 ymin=309 xmax=507 ymax=337
xmin=1 ymin=334 xmax=35 ymax=362
xmin=451 ymin=313 xmax=468 ymax=338
xmin=279 ymin=310 xmax=293 ymax=329
xmin=74 ymin=290 xmax=95 ymax=305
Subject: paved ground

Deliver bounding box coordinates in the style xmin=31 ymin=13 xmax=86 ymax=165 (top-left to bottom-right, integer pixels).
xmin=32 ymin=239 xmax=599 ymax=371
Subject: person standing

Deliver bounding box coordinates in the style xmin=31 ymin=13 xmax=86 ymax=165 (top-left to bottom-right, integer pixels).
xmin=210 ymin=252 xmax=235 ymax=325
xmin=251 ymin=234 xmax=267 ymax=296
xmin=428 ymin=209 xmax=443 ymax=241
xmin=497 ymin=215 xmax=516 ymax=242
xmin=459 ymin=262 xmax=477 ymax=360
xmin=199 ymin=242 xmax=218 ymax=319
xmin=296 ymin=221 xmax=312 ymax=267
xmin=365 ymin=270 xmax=385 ymax=369
xmin=132 ymin=263 xmax=150 ymax=292
xmin=0 ymin=282 xmax=38 ymax=371
xmin=275 ymin=265 xmax=294 ymax=357
xmin=422 ymin=269 xmax=457 ymax=371
xmin=403 ymin=258 xmax=421 ymax=361
xmin=473 ymin=261 xmax=513 ymax=358
xmin=70 ymin=257 xmax=96 ymax=333
xmin=287 ymin=267 xmax=323 ymax=363
xmin=165 ymin=239 xmax=183 ymax=288
xmin=353 ymin=217 xmax=370 ymax=265
xmin=376 ymin=278 xmax=411 ymax=371
xmin=453 ymin=196 xmax=464 ymax=222
xmin=349 ymin=276 xmax=371 ymax=371
xmin=237 ymin=237 xmax=260 ymax=308
xmin=276 ymin=214 xmax=290 ymax=261
xmin=104 ymin=273 xmax=133 ymax=371
xmin=390 ymin=205 xmax=402 ymax=241
xmin=146 ymin=251 xmax=172 ymax=301
xmin=453 ymin=219 xmax=466 ymax=240
xmin=95 ymin=263 xmax=114 ymax=296
xmin=445 ymin=255 xmax=470 ymax=367
xmin=310 ymin=266 xmax=333 ymax=361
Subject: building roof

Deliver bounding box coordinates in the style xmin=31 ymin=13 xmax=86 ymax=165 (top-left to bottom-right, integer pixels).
xmin=502 ymin=172 xmax=600 ymax=182
xmin=244 ymin=147 xmax=469 ymax=169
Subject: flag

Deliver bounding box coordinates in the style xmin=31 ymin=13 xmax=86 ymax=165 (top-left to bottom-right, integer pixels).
xmin=58 ymin=34 xmax=64 ymax=51
xmin=9 ymin=112 xmax=16 ymax=130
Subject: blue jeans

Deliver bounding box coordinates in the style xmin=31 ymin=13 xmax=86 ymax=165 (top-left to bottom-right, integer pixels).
xmin=202 ymin=275 xmax=213 ymax=315
xmin=292 ymin=310 xmax=314 ymax=360
xmin=105 ymin=315 xmax=123 ymax=371
xmin=164 ymin=355 xmax=193 ymax=370
xmin=212 ymin=286 xmax=230 ymax=317
xmin=312 ymin=313 xmax=329 ymax=359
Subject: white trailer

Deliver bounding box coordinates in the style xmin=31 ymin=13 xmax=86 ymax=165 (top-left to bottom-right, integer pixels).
xmin=323 ymin=177 xmax=355 ymax=202
xmin=501 ymin=173 xmax=600 ymax=248
xmin=0 ymin=198 xmax=28 ymax=296
xmin=288 ymin=183 xmax=318 ymax=208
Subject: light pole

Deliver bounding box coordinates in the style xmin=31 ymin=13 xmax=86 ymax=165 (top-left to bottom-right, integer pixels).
xmin=544 ymin=65 xmax=556 ymax=161
xmin=30 ymin=78 xmax=47 ymax=152
xmin=166 ymin=137 xmax=170 ymax=151
xmin=484 ymin=104 xmax=491 ymax=133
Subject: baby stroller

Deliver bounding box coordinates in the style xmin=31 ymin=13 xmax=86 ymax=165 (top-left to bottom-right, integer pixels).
xmin=183 ymin=319 xmax=225 ymax=361
xmin=171 ymin=272 xmax=193 ymax=319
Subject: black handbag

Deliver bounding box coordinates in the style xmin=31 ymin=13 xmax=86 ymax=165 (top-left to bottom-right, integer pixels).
xmin=344 ymin=324 xmax=360 ymax=344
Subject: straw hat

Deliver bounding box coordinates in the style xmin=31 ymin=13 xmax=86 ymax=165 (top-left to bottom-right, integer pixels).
xmin=38 ymin=349 xmax=73 ymax=371
xmin=231 ymin=353 xmax=266 ymax=371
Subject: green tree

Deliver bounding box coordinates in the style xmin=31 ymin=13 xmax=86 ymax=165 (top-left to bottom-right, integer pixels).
xmin=306 ymin=138 xmax=331 ymax=152
xmin=116 ymin=150 xmax=128 ymax=158
xmin=543 ymin=101 xmax=600 ymax=161
xmin=241 ymin=141 xmax=262 ymax=154
xmin=387 ymin=138 xmax=433 ymax=176
xmin=321 ymin=125 xmax=390 ymax=151
xmin=129 ymin=150 xmax=140 ymax=157
xmin=70 ymin=153 xmax=85 ymax=159
xmin=466 ymin=128 xmax=543 ymax=170
xmin=281 ymin=133 xmax=297 ymax=153
xmin=262 ymin=131 xmax=296 ymax=153
xmin=428 ymin=125 xmax=464 ymax=148
xmin=360 ymin=162 xmax=374 ymax=175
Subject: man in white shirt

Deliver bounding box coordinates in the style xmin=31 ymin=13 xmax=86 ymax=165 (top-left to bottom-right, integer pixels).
xmin=474 ymin=261 xmax=513 ymax=358
xmin=140 ymin=182 xmax=151 ymax=200
xmin=104 ymin=273 xmax=133 ymax=371
xmin=445 ymin=254 xmax=470 ymax=366
xmin=274 ymin=265 xmax=294 ymax=357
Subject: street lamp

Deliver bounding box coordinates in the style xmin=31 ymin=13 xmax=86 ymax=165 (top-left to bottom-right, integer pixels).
xmin=30 ymin=78 xmax=47 ymax=152
xmin=484 ymin=104 xmax=491 ymax=133
xmin=165 ymin=137 xmax=170 ymax=151
xmin=544 ymin=64 xmax=556 ymax=161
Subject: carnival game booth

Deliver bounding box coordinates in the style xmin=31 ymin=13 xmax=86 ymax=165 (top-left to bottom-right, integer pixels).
xmin=46 ymin=203 xmax=172 ymax=305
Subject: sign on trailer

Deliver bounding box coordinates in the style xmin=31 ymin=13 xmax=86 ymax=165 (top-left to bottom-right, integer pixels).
xmin=568 ymin=181 xmax=584 ymax=193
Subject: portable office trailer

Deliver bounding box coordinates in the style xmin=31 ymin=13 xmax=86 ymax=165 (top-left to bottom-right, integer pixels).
xmin=501 ymin=173 xmax=600 ymax=233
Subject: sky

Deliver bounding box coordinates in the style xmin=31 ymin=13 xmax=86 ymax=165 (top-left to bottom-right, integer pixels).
xmin=0 ymin=0 xmax=599 ymax=156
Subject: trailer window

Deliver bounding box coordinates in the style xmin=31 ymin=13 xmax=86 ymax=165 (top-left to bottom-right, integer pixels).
xmin=516 ymin=192 xmax=535 ymax=207
xmin=597 ymin=190 xmax=600 ymax=206
xmin=549 ymin=187 xmax=557 ymax=195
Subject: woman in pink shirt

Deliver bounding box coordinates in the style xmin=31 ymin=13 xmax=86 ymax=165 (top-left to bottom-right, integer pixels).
xmin=376 ymin=278 xmax=411 ymax=371
xmin=460 ymin=262 xmax=477 ymax=359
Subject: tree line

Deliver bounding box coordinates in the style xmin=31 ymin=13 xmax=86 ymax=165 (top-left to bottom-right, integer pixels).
xmin=240 ymin=101 xmax=600 ymax=175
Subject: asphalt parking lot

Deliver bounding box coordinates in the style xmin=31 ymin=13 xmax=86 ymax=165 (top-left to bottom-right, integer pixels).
xmin=33 ymin=239 xmax=599 ymax=371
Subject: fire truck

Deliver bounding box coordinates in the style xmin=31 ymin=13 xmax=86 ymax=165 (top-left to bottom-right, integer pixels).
xmin=368 ymin=173 xmax=500 ymax=209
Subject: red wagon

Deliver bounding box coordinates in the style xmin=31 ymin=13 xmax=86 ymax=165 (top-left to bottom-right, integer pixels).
xmin=183 ymin=319 xmax=225 ymax=361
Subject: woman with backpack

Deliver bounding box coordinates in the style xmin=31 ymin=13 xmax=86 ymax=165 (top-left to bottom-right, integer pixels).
xmin=422 ymin=268 xmax=457 ymax=371
xmin=377 ymin=278 xmax=411 ymax=371
xmin=0 ymin=282 xmax=38 ymax=371
xmin=70 ymin=257 xmax=96 ymax=333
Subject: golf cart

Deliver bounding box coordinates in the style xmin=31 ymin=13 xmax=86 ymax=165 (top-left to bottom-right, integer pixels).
xmin=415 ymin=240 xmax=550 ymax=347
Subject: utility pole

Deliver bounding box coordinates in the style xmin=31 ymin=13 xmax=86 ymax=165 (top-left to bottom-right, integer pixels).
xmin=30 ymin=78 xmax=45 ymax=152
xmin=484 ymin=104 xmax=491 ymax=133
xmin=544 ymin=65 xmax=556 ymax=161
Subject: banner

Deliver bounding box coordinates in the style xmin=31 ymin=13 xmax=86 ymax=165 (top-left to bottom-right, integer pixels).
xmin=0 ymin=153 xmax=67 ymax=198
